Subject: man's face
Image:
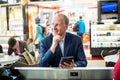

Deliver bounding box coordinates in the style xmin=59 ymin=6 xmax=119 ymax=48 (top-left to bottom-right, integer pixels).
xmin=51 ymin=15 xmax=68 ymax=36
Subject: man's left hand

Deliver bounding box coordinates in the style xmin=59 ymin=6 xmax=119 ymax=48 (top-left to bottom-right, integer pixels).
xmin=60 ymin=60 xmax=77 ymax=68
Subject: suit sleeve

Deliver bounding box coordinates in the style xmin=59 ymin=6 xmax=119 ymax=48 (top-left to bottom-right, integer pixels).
xmin=39 ymin=40 xmax=55 ymax=67
xmin=75 ymin=38 xmax=87 ymax=67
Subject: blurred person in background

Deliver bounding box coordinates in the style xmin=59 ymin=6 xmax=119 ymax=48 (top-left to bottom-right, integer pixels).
xmin=34 ymin=17 xmax=44 ymax=45
xmin=71 ymin=23 xmax=79 ymax=35
xmin=26 ymin=38 xmax=35 ymax=57
xmin=7 ymin=37 xmax=28 ymax=55
xmin=76 ymin=16 xmax=86 ymax=38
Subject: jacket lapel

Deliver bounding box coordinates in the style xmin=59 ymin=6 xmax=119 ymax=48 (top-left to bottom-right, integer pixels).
xmin=56 ymin=44 xmax=62 ymax=57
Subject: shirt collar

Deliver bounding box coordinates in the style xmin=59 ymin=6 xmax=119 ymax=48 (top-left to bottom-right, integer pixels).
xmin=52 ymin=33 xmax=66 ymax=42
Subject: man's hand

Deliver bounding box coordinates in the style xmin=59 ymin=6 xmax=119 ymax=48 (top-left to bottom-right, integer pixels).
xmin=50 ymin=35 xmax=63 ymax=54
xmin=60 ymin=59 xmax=77 ymax=68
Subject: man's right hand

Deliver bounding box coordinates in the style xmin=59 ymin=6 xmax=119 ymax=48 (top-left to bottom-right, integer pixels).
xmin=50 ymin=35 xmax=63 ymax=54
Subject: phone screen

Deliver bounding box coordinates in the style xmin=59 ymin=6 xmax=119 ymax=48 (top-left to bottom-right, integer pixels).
xmin=60 ymin=56 xmax=74 ymax=64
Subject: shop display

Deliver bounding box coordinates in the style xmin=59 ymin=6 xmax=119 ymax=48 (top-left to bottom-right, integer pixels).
xmin=97 ymin=0 xmax=120 ymax=23
xmin=40 ymin=11 xmax=53 ymax=26
xmin=0 ymin=6 xmax=7 ymax=32
xmin=9 ymin=6 xmax=23 ymax=31
xmin=100 ymin=1 xmax=118 ymax=14
xmin=91 ymin=24 xmax=120 ymax=57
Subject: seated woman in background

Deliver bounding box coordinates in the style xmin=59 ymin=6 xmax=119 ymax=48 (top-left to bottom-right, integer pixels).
xmin=7 ymin=37 xmax=28 ymax=55
xmin=26 ymin=38 xmax=36 ymax=57
xmin=0 ymin=44 xmax=3 ymax=53
xmin=7 ymin=37 xmax=38 ymax=65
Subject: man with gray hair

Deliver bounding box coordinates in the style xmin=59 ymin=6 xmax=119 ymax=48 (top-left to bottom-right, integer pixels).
xmin=39 ymin=14 xmax=87 ymax=68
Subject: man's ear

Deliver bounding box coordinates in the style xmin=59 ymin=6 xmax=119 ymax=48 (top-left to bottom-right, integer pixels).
xmin=65 ymin=25 xmax=69 ymax=29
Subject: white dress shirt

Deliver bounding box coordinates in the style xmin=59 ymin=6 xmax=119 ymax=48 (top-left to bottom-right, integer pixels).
xmin=59 ymin=37 xmax=65 ymax=56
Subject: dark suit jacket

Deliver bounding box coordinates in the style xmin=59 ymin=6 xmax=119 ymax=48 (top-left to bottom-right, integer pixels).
xmin=39 ymin=32 xmax=87 ymax=67
xmin=8 ymin=41 xmax=28 ymax=55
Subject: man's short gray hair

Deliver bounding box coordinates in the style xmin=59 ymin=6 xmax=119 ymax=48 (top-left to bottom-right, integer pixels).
xmin=57 ymin=14 xmax=69 ymax=25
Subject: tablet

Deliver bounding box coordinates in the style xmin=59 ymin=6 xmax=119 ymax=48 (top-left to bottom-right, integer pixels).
xmin=60 ymin=56 xmax=74 ymax=64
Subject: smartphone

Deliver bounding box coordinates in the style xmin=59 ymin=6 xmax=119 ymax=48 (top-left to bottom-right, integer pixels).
xmin=60 ymin=56 xmax=74 ymax=64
